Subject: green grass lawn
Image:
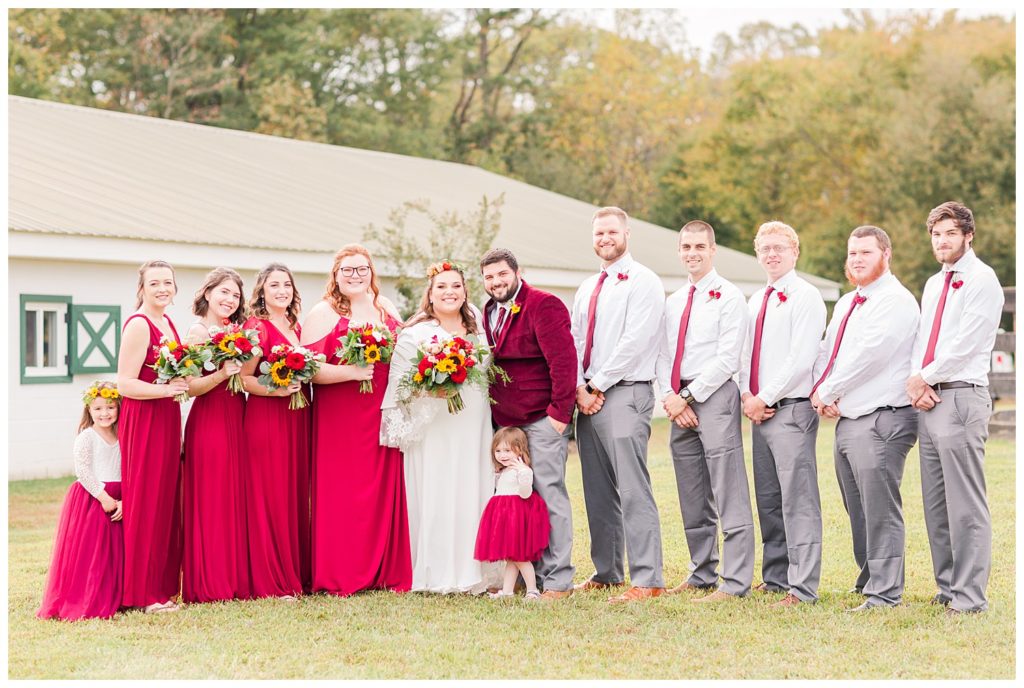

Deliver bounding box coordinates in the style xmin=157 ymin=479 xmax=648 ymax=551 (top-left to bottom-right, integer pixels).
xmin=8 ymin=416 xmax=1016 ymax=679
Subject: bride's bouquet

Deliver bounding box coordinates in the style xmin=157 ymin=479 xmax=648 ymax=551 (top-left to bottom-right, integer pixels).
xmin=400 ymin=334 xmax=508 ymax=414
xmin=334 ymin=322 xmax=394 ymax=394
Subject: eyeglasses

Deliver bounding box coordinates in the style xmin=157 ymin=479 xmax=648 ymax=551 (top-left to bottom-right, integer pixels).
xmin=339 ymin=266 xmax=371 ymax=277
xmin=755 ymin=244 xmax=793 ymax=256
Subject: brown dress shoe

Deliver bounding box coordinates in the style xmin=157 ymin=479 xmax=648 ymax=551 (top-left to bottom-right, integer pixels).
xmin=691 ymin=589 xmax=739 ymax=604
xmin=667 ymin=581 xmax=713 ymax=595
xmin=539 ymin=589 xmax=573 ymax=601
xmin=772 ymin=593 xmax=803 ymax=608
xmin=573 ymin=578 xmax=620 ymax=592
xmin=608 ymin=586 xmax=665 ymax=604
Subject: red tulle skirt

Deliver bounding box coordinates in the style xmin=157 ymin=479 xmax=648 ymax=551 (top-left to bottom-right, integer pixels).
xmin=38 ymin=482 xmax=123 ymax=621
xmin=474 ymin=493 xmax=551 ymax=563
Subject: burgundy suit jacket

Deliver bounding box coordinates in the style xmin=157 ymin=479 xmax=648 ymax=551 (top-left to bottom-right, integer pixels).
xmin=484 ymin=280 xmax=578 ymax=427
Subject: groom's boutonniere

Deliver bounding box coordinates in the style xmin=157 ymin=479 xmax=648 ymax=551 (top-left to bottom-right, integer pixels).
xmin=707 ymin=285 xmax=722 ymax=302
xmin=616 ymin=272 xmax=629 ymax=283
xmin=776 ymin=288 xmax=789 ymax=307
xmin=510 ymin=303 xmax=521 ymax=315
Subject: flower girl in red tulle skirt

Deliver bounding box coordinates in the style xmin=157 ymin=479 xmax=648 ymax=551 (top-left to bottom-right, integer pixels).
xmin=38 ymin=382 xmax=125 ymax=621
xmin=474 ymin=427 xmax=550 ymax=600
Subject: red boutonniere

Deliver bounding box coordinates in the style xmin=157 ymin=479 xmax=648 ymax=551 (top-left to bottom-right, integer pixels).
xmin=707 ymin=286 xmax=722 ymax=302
xmin=617 ymin=272 xmax=629 ymax=282
xmin=951 ymin=279 xmax=964 ymax=290
xmin=853 ymin=294 xmax=867 ymax=305
xmin=775 ymin=289 xmax=789 ymax=306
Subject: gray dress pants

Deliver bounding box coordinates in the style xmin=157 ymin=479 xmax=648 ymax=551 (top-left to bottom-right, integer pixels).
xmin=522 ymin=415 xmax=575 ymax=592
xmin=833 ymin=406 xmax=918 ymax=607
xmin=918 ymin=386 xmax=992 ymax=612
xmin=751 ymin=399 xmax=822 ymax=601
xmin=668 ymin=381 xmax=754 ymax=596
xmin=576 ymin=382 xmax=664 ymax=588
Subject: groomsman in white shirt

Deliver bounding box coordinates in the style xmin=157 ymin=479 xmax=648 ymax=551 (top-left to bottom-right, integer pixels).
xmin=905 ymin=201 xmax=1003 ymax=615
xmin=739 ymin=221 xmax=826 ymax=608
xmin=811 ymin=225 xmax=920 ymax=612
xmin=571 ymin=206 xmax=667 ymax=604
xmin=656 ymin=220 xmax=754 ymax=603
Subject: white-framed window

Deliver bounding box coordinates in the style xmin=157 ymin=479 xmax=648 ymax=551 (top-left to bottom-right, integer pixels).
xmin=20 ymin=295 xmax=72 ymax=383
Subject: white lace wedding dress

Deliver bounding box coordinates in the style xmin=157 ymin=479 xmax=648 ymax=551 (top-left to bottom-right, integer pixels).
xmin=381 ymin=319 xmax=500 ymax=593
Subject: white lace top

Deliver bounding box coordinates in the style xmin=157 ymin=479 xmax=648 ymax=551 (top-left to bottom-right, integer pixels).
xmin=493 ymin=466 xmax=534 ymax=499
xmin=73 ymin=427 xmax=122 ymax=498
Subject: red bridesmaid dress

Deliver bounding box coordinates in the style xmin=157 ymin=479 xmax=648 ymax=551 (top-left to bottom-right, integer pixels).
xmin=119 ymin=313 xmax=184 ymax=607
xmin=182 ymin=361 xmax=250 ymax=602
xmin=307 ymin=315 xmax=412 ymax=595
xmin=243 ymin=317 xmax=312 ymax=597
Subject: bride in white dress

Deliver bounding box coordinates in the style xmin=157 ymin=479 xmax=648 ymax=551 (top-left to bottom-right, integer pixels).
xmin=381 ymin=263 xmax=499 ymax=593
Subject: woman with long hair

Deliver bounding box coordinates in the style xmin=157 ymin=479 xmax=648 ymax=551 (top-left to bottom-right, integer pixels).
xmin=239 ymin=263 xmax=311 ymax=599
xmin=381 ymin=261 xmax=496 ymax=593
xmin=301 ymin=244 xmax=412 ymax=596
xmin=116 ymin=260 xmax=188 ymax=613
xmin=181 ymin=267 xmax=251 ymax=603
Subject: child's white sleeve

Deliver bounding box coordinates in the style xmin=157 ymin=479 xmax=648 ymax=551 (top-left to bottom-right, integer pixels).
xmin=73 ymin=431 xmax=104 ymax=498
xmin=516 ymin=467 xmax=534 ymax=499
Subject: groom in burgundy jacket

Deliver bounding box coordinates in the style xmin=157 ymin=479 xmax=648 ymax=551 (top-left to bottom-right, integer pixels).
xmin=480 ymin=248 xmax=579 ymax=600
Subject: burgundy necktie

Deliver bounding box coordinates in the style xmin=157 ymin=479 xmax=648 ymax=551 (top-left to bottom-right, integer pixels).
xmin=581 ymin=271 xmax=610 ymax=373
xmin=494 ymin=307 xmax=509 ymax=343
xmin=670 ymin=285 xmax=698 ymax=394
xmin=811 ymin=293 xmax=866 ymax=397
xmin=921 ymin=271 xmax=955 ymax=367
xmin=749 ymin=286 xmax=776 ymax=396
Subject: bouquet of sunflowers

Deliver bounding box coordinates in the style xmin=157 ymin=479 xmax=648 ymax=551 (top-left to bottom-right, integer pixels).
xmin=150 ymin=339 xmax=213 ymax=403
xmin=207 ymin=324 xmax=263 ymax=394
xmin=258 ymin=343 xmax=326 ymax=410
xmin=401 ymin=334 xmax=508 ymax=415
xmin=334 ymin=322 xmax=395 ymax=393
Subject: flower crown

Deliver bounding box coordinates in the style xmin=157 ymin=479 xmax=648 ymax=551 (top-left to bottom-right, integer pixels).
xmin=426 ymin=260 xmax=466 ymax=279
xmin=82 ymin=381 xmax=120 ymax=406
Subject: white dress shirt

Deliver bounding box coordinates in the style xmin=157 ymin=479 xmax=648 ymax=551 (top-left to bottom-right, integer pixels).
xmin=911 ymin=249 xmax=1004 ymax=386
xmin=655 ymin=268 xmax=747 ymax=403
xmin=487 ymin=281 xmax=523 ymax=333
xmin=813 ymin=271 xmax=920 ymax=419
xmin=739 ymin=269 xmax=827 ymax=406
xmin=571 ymin=253 xmax=665 ymax=391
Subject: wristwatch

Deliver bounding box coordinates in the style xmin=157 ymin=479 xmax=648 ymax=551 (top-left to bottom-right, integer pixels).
xmin=679 ymin=387 xmax=696 ymax=405
xmin=585 ymin=382 xmax=598 ymax=395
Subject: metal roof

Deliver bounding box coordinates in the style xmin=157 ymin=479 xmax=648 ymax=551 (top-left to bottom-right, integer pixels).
xmin=9 ymin=95 xmax=838 ymax=291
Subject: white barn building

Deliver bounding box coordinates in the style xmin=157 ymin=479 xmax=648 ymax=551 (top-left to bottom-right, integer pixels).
xmin=8 ymin=95 xmax=840 ymax=479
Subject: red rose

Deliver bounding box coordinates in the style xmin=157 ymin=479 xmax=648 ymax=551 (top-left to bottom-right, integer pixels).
xmin=285 ymin=352 xmax=306 ymax=370
xmin=267 ymin=352 xmax=279 ymax=363
xmin=417 ymin=358 xmax=433 ymax=375
xmin=235 ymin=338 xmax=253 ymax=353
xmin=465 ymin=357 xmax=475 ymax=368
xmin=212 ymin=332 xmax=226 ymax=344
xmin=173 ymin=348 xmax=186 ymax=360
xmin=952 ymin=280 xmax=964 ymax=290
xmin=777 ymin=292 xmax=788 ymax=303
xmin=450 ymin=366 xmax=468 ymax=384
xmin=617 ymin=272 xmax=629 ymax=281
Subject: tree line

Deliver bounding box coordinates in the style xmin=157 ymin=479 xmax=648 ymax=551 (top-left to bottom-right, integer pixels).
xmin=8 ymin=8 xmax=1015 ymax=294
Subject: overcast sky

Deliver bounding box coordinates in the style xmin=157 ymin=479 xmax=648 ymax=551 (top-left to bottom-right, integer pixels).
xmin=582 ymin=7 xmax=1015 ymax=59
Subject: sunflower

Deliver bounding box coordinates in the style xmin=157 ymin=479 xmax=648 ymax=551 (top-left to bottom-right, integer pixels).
xmin=435 ymin=358 xmax=457 ymax=374
xmin=218 ymin=335 xmax=239 ymax=354
xmin=166 ymin=341 xmax=178 ymax=352
xmin=99 ymin=387 xmax=113 ymax=399
xmin=270 ymin=360 xmax=292 ymax=386
xmin=364 ymin=345 xmax=381 ymax=363
xmin=413 ymin=372 xmax=424 ymax=383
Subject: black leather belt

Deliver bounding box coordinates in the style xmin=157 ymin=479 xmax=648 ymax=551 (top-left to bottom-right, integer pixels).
xmin=874 ymin=404 xmax=912 ymax=413
xmin=935 ymin=381 xmax=980 ymax=391
xmin=613 ymin=380 xmax=651 ymax=387
xmin=770 ymin=397 xmax=808 ymax=409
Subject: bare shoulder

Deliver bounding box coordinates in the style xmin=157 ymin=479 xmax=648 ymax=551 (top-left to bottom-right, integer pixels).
xmin=299 ymin=300 xmax=340 ymax=344
xmin=184 ymin=322 xmax=209 ymax=345
xmin=378 ymin=295 xmax=402 ymax=320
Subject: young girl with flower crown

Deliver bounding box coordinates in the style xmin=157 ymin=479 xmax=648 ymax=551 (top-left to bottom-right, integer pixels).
xmin=474 ymin=427 xmax=551 ymax=600
xmin=38 ymin=382 xmax=125 ymax=621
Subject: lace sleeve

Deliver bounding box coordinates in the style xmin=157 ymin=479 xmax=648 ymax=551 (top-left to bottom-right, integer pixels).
xmin=73 ymin=430 xmax=104 ymax=498
xmin=516 ymin=467 xmax=534 ymax=499
xmin=380 ymin=324 xmax=441 ymax=450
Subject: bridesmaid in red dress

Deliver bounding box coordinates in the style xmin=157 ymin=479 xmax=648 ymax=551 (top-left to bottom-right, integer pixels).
xmin=116 ymin=260 xmax=189 ymax=614
xmin=181 ymin=267 xmax=250 ymax=603
xmin=240 ymin=263 xmax=311 ymax=600
xmin=302 ymin=244 xmax=412 ymax=595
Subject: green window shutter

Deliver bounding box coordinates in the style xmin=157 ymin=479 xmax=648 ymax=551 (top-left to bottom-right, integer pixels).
xmin=69 ymin=305 xmax=121 ymax=374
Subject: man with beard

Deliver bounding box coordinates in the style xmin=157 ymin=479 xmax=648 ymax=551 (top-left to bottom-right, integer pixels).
xmin=905 ymin=201 xmax=1003 ymax=616
xmin=571 ymin=206 xmax=666 ymax=604
xmin=811 ymin=225 xmax=920 ymax=612
xmin=739 ymin=221 xmax=826 ymax=608
xmin=657 ymin=220 xmax=754 ymax=604
xmin=479 ymin=248 xmax=578 ymax=601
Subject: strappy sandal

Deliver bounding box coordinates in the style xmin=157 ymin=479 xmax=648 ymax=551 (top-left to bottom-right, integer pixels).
xmin=488 ymin=591 xmax=514 ymax=600
xmin=143 ymin=600 xmax=178 ymax=614
xmin=524 ymin=590 xmax=541 ymax=601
